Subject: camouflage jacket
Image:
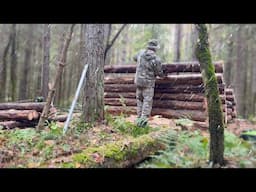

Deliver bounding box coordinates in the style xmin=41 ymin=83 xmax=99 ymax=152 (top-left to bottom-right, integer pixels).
xmin=133 ymin=49 xmax=165 ymax=88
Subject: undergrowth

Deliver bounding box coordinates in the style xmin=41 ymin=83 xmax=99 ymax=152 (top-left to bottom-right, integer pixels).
xmin=138 ymin=129 xmax=256 ymax=168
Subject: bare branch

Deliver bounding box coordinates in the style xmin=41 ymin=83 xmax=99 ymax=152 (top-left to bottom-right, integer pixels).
xmin=104 ymin=24 xmax=127 ymax=60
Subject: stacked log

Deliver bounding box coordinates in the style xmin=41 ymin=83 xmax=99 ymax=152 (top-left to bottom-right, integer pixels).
xmin=104 ymin=62 xmax=228 ymax=123
xmin=104 ymin=61 xmax=224 ymax=74
xmin=0 ymin=102 xmax=67 ymax=129
xmin=225 ymin=88 xmax=237 ymax=122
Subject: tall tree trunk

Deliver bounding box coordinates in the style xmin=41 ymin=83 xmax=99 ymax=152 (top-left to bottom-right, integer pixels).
xmin=235 ymin=25 xmax=245 ymax=117
xmin=174 ymin=24 xmax=182 ymax=62
xmin=224 ymin=26 xmax=234 ymax=87
xmin=36 ymin=26 xmax=43 ymax=94
xmin=10 ymin=24 xmax=17 ymax=101
xmin=82 ymin=24 xmax=105 ymax=123
xmin=37 ymin=24 xmax=75 ymax=131
xmin=79 ymin=24 xmax=86 ymax=76
xmin=19 ymin=24 xmax=34 ymax=100
xmin=41 ymin=24 xmax=51 ymax=99
xmin=0 ymin=29 xmax=12 ymax=101
xmin=56 ymin=30 xmax=66 ymax=106
xmin=195 ymin=24 xmax=225 ymax=166
xmin=184 ymin=25 xmax=191 ymax=60
xmin=243 ymin=28 xmax=249 ymax=118
xmin=104 ymin=24 xmax=112 ymax=65
xmin=121 ymin=28 xmax=128 ymax=64
xmin=191 ymin=24 xmax=198 ymax=61
xmin=104 ymin=24 xmax=127 ymax=65
xmin=252 ymin=34 xmax=256 ymax=115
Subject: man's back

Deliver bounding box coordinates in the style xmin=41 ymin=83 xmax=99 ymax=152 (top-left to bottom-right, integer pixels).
xmin=134 ymin=49 xmax=164 ymax=88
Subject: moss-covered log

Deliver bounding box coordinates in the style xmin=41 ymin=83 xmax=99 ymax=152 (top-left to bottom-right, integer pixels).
xmin=195 ymin=24 xmax=225 ymax=165
xmin=59 ymin=127 xmax=169 ymax=168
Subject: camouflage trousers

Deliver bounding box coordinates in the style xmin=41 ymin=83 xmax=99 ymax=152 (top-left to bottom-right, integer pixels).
xmin=136 ymin=86 xmax=154 ymax=118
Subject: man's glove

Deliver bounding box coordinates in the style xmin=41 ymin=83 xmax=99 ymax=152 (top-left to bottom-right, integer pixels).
xmin=162 ymin=65 xmax=168 ymax=77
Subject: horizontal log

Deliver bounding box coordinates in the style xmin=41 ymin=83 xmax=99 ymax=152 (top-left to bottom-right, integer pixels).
xmin=104 ymin=92 xmax=205 ymax=101
xmin=104 ymin=84 xmax=225 ymax=94
xmin=226 ymin=95 xmax=235 ymax=102
xmin=104 ymin=92 xmax=226 ymax=104
xmin=60 ymin=127 xmax=168 ymax=168
xmin=193 ymin=122 xmax=208 ymax=130
xmin=0 ymin=120 xmax=37 ymax=129
xmin=225 ymin=89 xmax=234 ymax=95
xmin=231 ymin=111 xmax=237 ymax=118
xmin=0 ymin=110 xmax=39 ymax=121
xmin=104 ymin=74 xmax=223 ymax=85
xmin=227 ymin=115 xmax=232 ymax=122
xmin=226 ymin=101 xmax=234 ymax=108
xmin=0 ymin=102 xmax=46 ymax=111
xmin=227 ymin=108 xmax=233 ymax=115
xmin=48 ymin=115 xmax=67 ymax=122
xmin=104 ymin=98 xmax=206 ymax=111
xmin=104 ymin=61 xmax=223 ymax=73
xmin=106 ymin=106 xmax=207 ymax=122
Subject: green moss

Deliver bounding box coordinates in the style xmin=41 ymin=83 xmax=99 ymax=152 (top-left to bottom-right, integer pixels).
xmin=62 ymin=162 xmax=76 ymax=168
xmin=195 ymin=24 xmax=225 ymax=165
xmin=68 ymin=129 xmax=166 ymax=168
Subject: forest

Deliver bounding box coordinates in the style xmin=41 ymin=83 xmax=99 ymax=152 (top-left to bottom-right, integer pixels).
xmin=0 ymin=24 xmax=256 ymax=168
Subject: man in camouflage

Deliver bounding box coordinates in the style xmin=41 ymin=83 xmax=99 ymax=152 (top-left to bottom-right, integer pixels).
xmin=133 ymin=39 xmax=167 ymax=127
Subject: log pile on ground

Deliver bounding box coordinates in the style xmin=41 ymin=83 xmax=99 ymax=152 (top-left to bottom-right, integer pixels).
xmin=0 ymin=102 xmax=67 ymax=129
xmin=225 ymin=88 xmax=237 ymax=122
xmin=104 ymin=61 xmax=238 ymax=125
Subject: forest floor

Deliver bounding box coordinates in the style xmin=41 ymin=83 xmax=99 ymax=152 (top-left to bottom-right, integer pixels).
xmin=0 ymin=114 xmax=256 ymax=168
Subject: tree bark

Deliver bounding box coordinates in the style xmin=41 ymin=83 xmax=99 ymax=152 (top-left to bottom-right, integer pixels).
xmin=195 ymin=24 xmax=225 ymax=166
xmin=253 ymin=42 xmax=256 ymax=114
xmin=121 ymin=28 xmax=128 ymax=64
xmin=41 ymin=24 xmax=51 ymax=99
xmin=0 ymin=102 xmax=46 ymax=111
xmin=10 ymin=24 xmax=18 ymax=101
xmin=224 ymin=26 xmax=234 ymax=87
xmin=235 ymin=25 xmax=245 ymax=117
xmin=82 ymin=24 xmax=106 ymax=123
xmin=174 ymin=24 xmax=182 ymax=62
xmin=37 ymin=24 xmax=75 ymax=131
xmin=19 ymin=24 xmax=34 ymax=100
xmin=0 ymin=110 xmax=39 ymax=121
xmin=190 ymin=24 xmax=198 ymax=60
xmin=104 ymin=24 xmax=127 ymax=61
xmin=0 ymin=29 xmax=12 ymax=101
xmin=55 ymin=30 xmax=66 ymax=106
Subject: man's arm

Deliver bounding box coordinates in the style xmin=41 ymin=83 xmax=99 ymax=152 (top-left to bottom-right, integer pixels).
xmin=153 ymin=57 xmax=168 ymax=78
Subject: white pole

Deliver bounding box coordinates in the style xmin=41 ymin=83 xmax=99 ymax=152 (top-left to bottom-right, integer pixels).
xmin=63 ymin=64 xmax=89 ymax=135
